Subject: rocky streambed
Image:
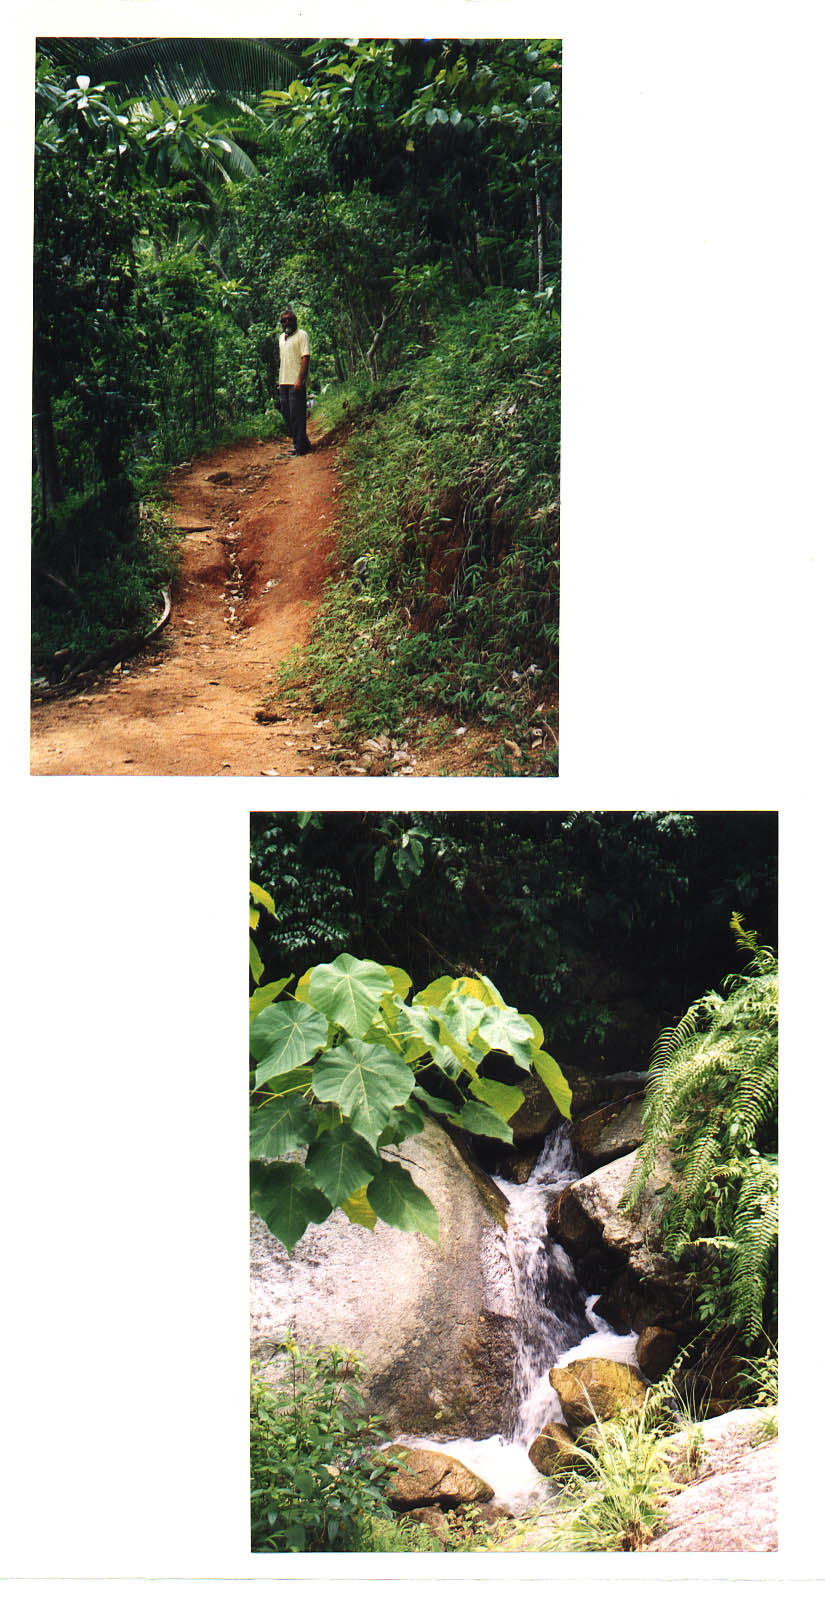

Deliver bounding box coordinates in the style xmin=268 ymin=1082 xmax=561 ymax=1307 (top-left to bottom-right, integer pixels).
xmin=250 ymin=1068 xmax=777 ymax=1550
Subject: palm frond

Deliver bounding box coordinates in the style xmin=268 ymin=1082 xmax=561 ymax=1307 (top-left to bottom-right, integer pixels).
xmin=38 ymin=37 xmax=302 ymax=106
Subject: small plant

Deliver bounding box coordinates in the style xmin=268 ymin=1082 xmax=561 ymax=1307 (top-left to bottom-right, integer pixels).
xmin=541 ymin=1394 xmax=676 ymax=1552
xmin=250 ymin=1336 xmax=394 ymax=1552
xmin=738 ymin=1344 xmax=779 ymax=1408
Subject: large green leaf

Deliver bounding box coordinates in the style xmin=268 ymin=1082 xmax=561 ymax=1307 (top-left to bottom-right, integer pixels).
xmin=384 ymin=965 xmax=413 ymax=1000
xmin=309 ymin=954 xmax=393 ymax=1036
xmin=305 ymin=1125 xmax=380 ymax=1206
xmin=412 ymin=1085 xmax=458 ymax=1117
xmin=251 ymin=1001 xmax=328 ymax=1086
xmin=250 ymin=1096 xmax=317 ymax=1161
xmin=250 ymin=1161 xmax=332 ymax=1250
xmin=451 ymin=1100 xmax=514 ymax=1143
xmin=471 ymin=1077 xmax=525 ymax=1122
xmin=378 ymin=1102 xmax=426 ymax=1146
xmin=476 ymin=1004 xmax=535 ymax=1069
xmin=532 ymin=1049 xmax=572 ymax=1118
xmin=411 ymin=975 xmax=455 ymax=1008
xmin=312 ymin=1040 xmax=415 ymax=1148
xmin=367 ymin=1160 xmax=440 ymax=1242
xmin=249 ymin=975 xmax=293 ymax=1021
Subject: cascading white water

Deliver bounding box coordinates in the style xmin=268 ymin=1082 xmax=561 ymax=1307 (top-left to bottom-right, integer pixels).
xmin=397 ymin=1127 xmax=640 ymax=1513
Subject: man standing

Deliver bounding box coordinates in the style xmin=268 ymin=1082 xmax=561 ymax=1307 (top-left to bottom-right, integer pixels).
xmin=278 ymin=309 xmax=311 ymax=456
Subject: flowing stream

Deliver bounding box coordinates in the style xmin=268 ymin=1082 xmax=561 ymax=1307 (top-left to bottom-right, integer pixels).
xmin=397 ymin=1127 xmax=640 ymax=1513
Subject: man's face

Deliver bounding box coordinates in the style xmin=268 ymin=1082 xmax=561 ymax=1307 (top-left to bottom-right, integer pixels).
xmin=281 ymin=315 xmax=296 ymax=335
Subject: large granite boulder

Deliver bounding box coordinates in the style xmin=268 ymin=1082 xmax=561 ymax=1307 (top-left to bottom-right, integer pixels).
xmin=549 ymin=1357 xmax=648 ymax=1432
xmin=250 ymin=1118 xmax=518 ymax=1437
xmin=647 ymin=1412 xmax=778 ymax=1551
xmin=384 ymin=1446 xmax=494 ymax=1509
xmin=549 ymin=1149 xmax=690 ymax=1331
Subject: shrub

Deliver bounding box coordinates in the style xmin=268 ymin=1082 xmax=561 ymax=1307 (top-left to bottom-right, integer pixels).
xmin=250 ymin=1337 xmax=393 ymax=1552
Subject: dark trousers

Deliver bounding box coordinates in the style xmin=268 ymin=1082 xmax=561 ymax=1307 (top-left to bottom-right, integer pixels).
xmin=279 ymin=384 xmax=310 ymax=454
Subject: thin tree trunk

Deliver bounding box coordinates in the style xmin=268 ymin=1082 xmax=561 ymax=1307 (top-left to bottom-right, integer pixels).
xmin=534 ymin=172 xmax=545 ymax=295
xmin=32 ymin=361 xmax=63 ymax=521
xmin=365 ymin=306 xmax=397 ymax=383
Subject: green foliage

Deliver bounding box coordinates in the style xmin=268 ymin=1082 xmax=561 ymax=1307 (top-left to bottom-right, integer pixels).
xmin=282 ymin=292 xmax=559 ymax=762
xmin=541 ymin=1381 xmax=685 ymax=1552
xmin=624 ymin=920 xmax=778 ymax=1345
xmin=250 ymin=811 xmax=778 ymax=1071
xmin=738 ymin=1345 xmax=779 ymax=1408
xmin=249 ymin=916 xmax=571 ymax=1249
xmin=31 ymin=502 xmax=180 ymax=671
xmin=250 ymin=1337 xmax=393 ymax=1552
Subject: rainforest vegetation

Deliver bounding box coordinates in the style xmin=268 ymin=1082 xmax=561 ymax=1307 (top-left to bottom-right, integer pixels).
xmin=33 ymin=37 xmax=560 ymax=760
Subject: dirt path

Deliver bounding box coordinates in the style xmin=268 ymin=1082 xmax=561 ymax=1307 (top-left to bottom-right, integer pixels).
xmin=30 ymin=431 xmax=345 ymax=777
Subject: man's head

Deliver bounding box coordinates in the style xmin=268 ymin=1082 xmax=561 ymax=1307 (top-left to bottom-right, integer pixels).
xmin=280 ymin=309 xmax=298 ymax=336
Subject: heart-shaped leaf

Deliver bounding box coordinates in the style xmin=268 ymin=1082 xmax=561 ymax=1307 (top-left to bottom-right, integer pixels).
xmin=312 ymin=1039 xmax=415 ymax=1148
xmin=251 ymin=1001 xmax=329 ymax=1086
xmin=309 ymin=954 xmax=393 ymax=1036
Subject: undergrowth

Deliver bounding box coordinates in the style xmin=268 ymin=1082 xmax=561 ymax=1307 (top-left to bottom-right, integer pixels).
xmin=31 ymin=497 xmax=182 ymax=674
xmin=282 ymin=289 xmax=560 ymax=772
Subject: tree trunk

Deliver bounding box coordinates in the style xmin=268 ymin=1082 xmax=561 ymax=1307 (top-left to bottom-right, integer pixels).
xmin=535 ymin=186 xmax=545 ymax=295
xmin=32 ymin=361 xmax=63 ymax=522
xmin=365 ymin=306 xmax=397 ymax=383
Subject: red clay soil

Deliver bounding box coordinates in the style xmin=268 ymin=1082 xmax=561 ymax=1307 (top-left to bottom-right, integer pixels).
xmin=30 ymin=431 xmax=345 ymax=777
xmin=30 ymin=427 xmax=552 ymax=777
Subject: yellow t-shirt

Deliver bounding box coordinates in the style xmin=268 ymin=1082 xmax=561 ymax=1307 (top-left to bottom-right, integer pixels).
xmin=278 ymin=328 xmax=310 ymax=385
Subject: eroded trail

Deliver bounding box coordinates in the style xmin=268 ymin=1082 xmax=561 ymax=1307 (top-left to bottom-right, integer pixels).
xmin=30 ymin=432 xmax=341 ymax=776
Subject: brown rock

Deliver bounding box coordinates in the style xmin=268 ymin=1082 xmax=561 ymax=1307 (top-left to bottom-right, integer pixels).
xmin=528 ymin=1421 xmax=580 ymax=1475
xmin=636 ymin=1325 xmax=680 ymax=1381
xmin=550 ymin=1358 xmax=648 ymax=1432
xmin=570 ymin=1095 xmax=645 ymax=1168
xmin=509 ymin=1076 xmax=561 ymax=1143
xmin=384 ymin=1446 xmax=495 ymax=1510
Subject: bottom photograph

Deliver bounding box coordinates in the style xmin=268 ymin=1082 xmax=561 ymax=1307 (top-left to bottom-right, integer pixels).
xmin=248 ymin=809 xmax=778 ymax=1555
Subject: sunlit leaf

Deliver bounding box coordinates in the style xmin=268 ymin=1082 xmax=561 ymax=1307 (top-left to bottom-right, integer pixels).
xmin=367 ymin=1159 xmax=440 ymax=1242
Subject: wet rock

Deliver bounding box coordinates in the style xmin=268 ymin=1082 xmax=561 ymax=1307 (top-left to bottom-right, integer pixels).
xmin=384 ymin=1446 xmax=494 ymax=1509
xmin=548 ymin=1149 xmax=689 ymax=1330
xmin=528 ymin=1421 xmax=580 ymax=1475
xmin=495 ymin=1148 xmax=540 ymax=1185
xmin=636 ymin=1324 xmax=680 ymax=1381
xmin=509 ymin=1076 xmax=562 ymax=1144
xmin=570 ymin=1094 xmax=644 ymax=1170
xmin=550 ymin=1357 xmax=648 ymax=1432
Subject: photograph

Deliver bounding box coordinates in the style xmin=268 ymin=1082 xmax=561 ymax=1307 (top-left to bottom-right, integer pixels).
xmin=30 ymin=36 xmax=560 ymax=777
xmin=249 ymin=809 xmax=778 ymax=1554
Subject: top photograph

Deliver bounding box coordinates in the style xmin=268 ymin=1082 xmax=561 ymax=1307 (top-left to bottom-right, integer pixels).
xmin=30 ymin=37 xmax=561 ymax=777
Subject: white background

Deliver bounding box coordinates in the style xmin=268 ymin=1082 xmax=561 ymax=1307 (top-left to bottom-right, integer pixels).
xmin=4 ymin=0 xmax=823 ymax=1590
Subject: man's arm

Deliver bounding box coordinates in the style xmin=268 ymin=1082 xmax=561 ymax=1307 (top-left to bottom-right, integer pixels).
xmin=294 ymin=352 xmax=309 ymax=390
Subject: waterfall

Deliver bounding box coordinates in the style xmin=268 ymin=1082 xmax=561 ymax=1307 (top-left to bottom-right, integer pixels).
xmin=396 ymin=1127 xmax=639 ymax=1513
xmin=495 ymin=1126 xmax=594 ymax=1443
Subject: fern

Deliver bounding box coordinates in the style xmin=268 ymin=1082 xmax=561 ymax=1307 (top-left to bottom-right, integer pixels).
xmin=624 ymin=920 xmax=777 ymax=1346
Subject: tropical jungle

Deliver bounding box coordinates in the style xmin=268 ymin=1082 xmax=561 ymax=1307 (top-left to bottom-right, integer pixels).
xmin=249 ymin=810 xmax=779 ymax=1553
xmin=32 ymin=37 xmax=560 ymax=776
